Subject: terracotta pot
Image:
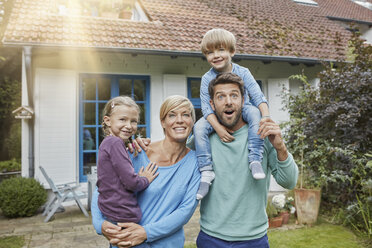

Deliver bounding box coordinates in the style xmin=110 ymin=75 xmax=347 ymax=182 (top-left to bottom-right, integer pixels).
xmin=294 ymin=188 xmax=321 ymax=224
xmin=280 ymin=211 xmax=290 ymax=224
xmin=268 ymin=216 xmax=283 ymax=228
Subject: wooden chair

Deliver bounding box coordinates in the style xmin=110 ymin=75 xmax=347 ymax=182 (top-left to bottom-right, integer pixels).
xmin=39 ymin=166 xmax=89 ymax=222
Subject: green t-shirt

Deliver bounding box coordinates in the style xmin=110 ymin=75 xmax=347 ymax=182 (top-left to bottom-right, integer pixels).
xmin=199 ymin=124 xmax=298 ymax=241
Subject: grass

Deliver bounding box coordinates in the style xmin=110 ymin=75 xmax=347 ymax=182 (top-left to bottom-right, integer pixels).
xmin=0 ymin=236 xmax=24 ymax=248
xmin=183 ymin=223 xmax=366 ymax=248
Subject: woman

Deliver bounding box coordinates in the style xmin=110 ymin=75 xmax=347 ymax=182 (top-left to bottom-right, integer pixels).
xmin=91 ymin=95 xmax=200 ymax=248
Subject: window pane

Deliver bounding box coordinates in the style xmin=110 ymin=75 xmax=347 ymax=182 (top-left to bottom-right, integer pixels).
xmin=98 ymin=78 xmax=111 ymax=100
xmin=137 ymin=127 xmax=147 ymax=138
xmin=82 ymin=78 xmax=96 ymax=100
xmin=83 ymin=152 xmax=96 ymax=175
xmin=99 ymin=102 xmax=107 ymax=125
xmin=190 ymin=79 xmax=201 ymax=98
xmin=119 ymin=79 xmax=132 ymax=96
xmin=138 ymin=103 xmax=145 ymax=125
xmin=83 ymin=128 xmax=96 ymax=150
xmin=133 ymin=79 xmax=146 ymax=100
xmin=84 ymin=103 xmax=96 ymax=125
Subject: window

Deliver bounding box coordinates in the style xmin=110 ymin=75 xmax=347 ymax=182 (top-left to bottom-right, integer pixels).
xmin=187 ymin=78 xmax=203 ymax=121
xmin=292 ymin=0 xmax=318 ymax=6
xmin=79 ymin=74 xmax=150 ymax=182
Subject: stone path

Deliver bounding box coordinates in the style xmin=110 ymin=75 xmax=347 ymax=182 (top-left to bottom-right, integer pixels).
xmin=0 ymin=204 xmax=200 ymax=248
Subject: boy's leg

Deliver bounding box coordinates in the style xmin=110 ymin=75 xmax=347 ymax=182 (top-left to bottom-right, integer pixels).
xmin=194 ymin=117 xmax=216 ymax=200
xmin=242 ymin=104 xmax=265 ymax=180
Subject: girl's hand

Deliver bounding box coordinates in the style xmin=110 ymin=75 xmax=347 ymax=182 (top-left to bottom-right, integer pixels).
xmin=117 ymin=222 xmax=147 ymax=247
xmin=138 ymin=162 xmax=159 ymax=183
xmin=215 ymin=126 xmax=235 ymax=143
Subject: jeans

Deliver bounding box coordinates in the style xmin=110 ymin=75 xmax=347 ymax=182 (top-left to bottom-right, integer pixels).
xmin=194 ymin=102 xmax=264 ymax=170
xmin=196 ymin=230 xmax=270 ymax=248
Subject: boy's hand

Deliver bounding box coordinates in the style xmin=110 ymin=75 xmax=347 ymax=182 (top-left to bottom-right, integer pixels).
xmin=138 ymin=162 xmax=159 ymax=183
xmin=215 ymin=126 xmax=235 ymax=143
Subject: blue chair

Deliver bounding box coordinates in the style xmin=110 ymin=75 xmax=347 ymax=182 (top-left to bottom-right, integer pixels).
xmin=39 ymin=166 xmax=89 ymax=222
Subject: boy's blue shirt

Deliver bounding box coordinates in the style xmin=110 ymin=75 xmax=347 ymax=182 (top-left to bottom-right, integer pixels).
xmin=200 ymin=63 xmax=267 ymax=119
xmin=91 ymin=150 xmax=200 ymax=248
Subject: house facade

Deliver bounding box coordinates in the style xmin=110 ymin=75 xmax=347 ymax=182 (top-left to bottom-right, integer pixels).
xmin=1 ymin=0 xmax=371 ymax=191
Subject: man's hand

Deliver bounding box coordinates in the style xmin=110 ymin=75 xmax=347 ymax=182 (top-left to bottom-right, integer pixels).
xmin=127 ymin=137 xmax=151 ymax=153
xmin=258 ymin=118 xmax=288 ymax=161
xmin=102 ymin=221 xmax=131 ymax=247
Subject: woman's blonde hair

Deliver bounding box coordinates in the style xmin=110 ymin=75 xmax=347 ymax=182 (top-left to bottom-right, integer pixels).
xmin=101 ymin=96 xmax=140 ymax=137
xmin=160 ymin=95 xmax=196 ymax=124
xmin=200 ymin=28 xmax=236 ymax=54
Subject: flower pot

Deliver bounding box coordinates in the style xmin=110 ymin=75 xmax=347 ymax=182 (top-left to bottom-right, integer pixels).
xmin=268 ymin=216 xmax=283 ymax=228
xmin=280 ymin=211 xmax=290 ymax=224
xmin=294 ymin=188 xmax=321 ymax=225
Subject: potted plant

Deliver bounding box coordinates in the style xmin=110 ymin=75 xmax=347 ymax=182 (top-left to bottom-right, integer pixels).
xmin=266 ymin=199 xmax=283 ymax=228
xmin=272 ymin=193 xmax=296 ymax=224
xmin=281 ymin=73 xmax=324 ymax=225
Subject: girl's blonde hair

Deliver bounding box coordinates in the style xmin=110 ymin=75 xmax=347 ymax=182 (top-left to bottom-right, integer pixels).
xmin=200 ymin=28 xmax=236 ymax=54
xmin=160 ymin=95 xmax=196 ymax=125
xmin=102 ymin=96 xmax=140 ymax=137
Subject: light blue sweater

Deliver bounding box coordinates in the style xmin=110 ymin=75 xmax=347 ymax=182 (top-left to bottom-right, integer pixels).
xmin=91 ymin=150 xmax=200 ymax=248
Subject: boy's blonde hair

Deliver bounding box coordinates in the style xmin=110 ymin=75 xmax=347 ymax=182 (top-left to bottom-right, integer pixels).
xmin=160 ymin=95 xmax=196 ymax=127
xmin=102 ymin=96 xmax=140 ymax=137
xmin=201 ymin=28 xmax=236 ymax=54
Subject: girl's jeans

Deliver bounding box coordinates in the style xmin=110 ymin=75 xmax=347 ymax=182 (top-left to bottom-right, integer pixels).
xmin=194 ymin=102 xmax=264 ymax=171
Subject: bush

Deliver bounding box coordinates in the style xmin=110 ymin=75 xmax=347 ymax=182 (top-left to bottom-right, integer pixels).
xmin=0 ymin=177 xmax=47 ymax=218
xmin=0 ymin=159 xmax=21 ymax=173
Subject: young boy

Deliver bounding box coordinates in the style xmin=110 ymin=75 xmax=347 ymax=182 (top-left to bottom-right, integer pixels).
xmin=194 ymin=28 xmax=270 ymax=200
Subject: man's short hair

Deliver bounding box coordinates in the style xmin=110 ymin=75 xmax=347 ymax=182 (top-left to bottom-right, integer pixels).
xmin=200 ymin=28 xmax=236 ymax=55
xmin=208 ymin=73 xmax=245 ymax=98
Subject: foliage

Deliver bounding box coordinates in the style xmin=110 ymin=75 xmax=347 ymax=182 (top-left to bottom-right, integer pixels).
xmin=0 ymin=177 xmax=47 ymax=218
xmin=0 ymin=236 xmax=24 ymax=248
xmin=281 ymin=32 xmax=372 ymax=209
xmin=266 ymin=199 xmax=279 ymax=218
xmin=0 ymin=158 xmax=21 ymax=172
xmin=0 ymin=47 xmax=21 ymax=161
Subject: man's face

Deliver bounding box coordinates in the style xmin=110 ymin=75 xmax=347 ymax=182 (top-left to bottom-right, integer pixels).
xmin=210 ymin=83 xmax=244 ymax=130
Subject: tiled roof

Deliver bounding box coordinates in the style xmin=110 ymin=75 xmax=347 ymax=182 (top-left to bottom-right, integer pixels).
xmin=317 ymin=0 xmax=372 ymax=23
xmin=2 ymin=0 xmax=371 ymax=61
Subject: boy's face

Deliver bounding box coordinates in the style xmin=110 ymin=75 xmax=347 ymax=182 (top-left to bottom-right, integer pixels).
xmin=205 ymin=46 xmax=235 ymax=73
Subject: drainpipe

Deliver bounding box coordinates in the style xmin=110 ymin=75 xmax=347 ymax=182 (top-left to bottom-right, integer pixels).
xmin=24 ymin=46 xmax=34 ymax=178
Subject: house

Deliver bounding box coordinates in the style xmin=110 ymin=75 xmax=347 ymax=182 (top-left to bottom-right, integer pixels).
xmin=1 ymin=0 xmax=371 ymax=192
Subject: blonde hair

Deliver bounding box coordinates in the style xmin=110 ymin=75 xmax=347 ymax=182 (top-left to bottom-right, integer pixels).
xmin=201 ymin=28 xmax=236 ymax=54
xmin=160 ymin=95 xmax=196 ymax=124
xmin=101 ymin=96 xmax=140 ymax=137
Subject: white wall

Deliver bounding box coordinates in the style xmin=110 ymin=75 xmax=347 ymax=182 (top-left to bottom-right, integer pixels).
xmin=34 ymin=68 xmax=78 ymax=186
xmin=267 ymin=78 xmax=290 ymax=123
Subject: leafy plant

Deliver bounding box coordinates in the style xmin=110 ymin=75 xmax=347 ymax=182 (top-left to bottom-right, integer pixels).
xmin=0 ymin=159 xmax=21 ymax=173
xmin=0 ymin=177 xmax=47 ymax=218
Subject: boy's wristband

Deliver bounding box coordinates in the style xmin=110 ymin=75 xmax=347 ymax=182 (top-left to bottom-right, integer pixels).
xmin=262 ymin=115 xmax=270 ymax=118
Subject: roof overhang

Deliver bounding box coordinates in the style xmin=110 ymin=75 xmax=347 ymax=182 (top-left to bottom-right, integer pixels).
xmin=327 ymin=16 xmax=372 ymax=26
xmin=2 ymin=42 xmax=335 ymax=64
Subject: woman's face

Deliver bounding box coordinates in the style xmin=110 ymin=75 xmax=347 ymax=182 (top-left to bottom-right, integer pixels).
xmin=161 ymin=106 xmax=194 ymax=142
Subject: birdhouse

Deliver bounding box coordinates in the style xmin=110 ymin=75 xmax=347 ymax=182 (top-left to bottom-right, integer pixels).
xmin=12 ymin=106 xmax=34 ymax=119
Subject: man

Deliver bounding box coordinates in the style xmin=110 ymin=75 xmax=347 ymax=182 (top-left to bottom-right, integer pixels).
xmin=196 ymin=72 xmax=298 ymax=248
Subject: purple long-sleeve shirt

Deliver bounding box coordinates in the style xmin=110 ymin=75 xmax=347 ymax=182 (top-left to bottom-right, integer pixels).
xmin=97 ymin=135 xmax=149 ymax=222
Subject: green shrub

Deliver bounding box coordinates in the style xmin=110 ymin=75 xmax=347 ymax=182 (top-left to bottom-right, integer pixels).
xmin=0 ymin=159 xmax=21 ymax=173
xmin=0 ymin=177 xmax=47 ymax=218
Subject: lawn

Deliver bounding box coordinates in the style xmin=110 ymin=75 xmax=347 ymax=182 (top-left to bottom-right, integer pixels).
xmin=184 ymin=223 xmax=366 ymax=248
xmin=0 ymin=236 xmax=24 ymax=248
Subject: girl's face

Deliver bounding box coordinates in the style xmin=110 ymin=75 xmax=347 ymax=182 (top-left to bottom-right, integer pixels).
xmin=104 ymin=105 xmax=139 ymax=142
xmin=161 ymin=106 xmax=194 ymax=143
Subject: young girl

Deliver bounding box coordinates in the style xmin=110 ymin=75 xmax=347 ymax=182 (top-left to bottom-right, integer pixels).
xmin=97 ymin=96 xmax=158 ymax=225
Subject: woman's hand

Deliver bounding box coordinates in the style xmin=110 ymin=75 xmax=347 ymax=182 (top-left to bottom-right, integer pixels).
xmin=101 ymin=221 xmax=131 ymax=247
xmin=128 ymin=137 xmax=151 ymax=153
xmin=117 ymin=222 xmax=147 ymax=247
